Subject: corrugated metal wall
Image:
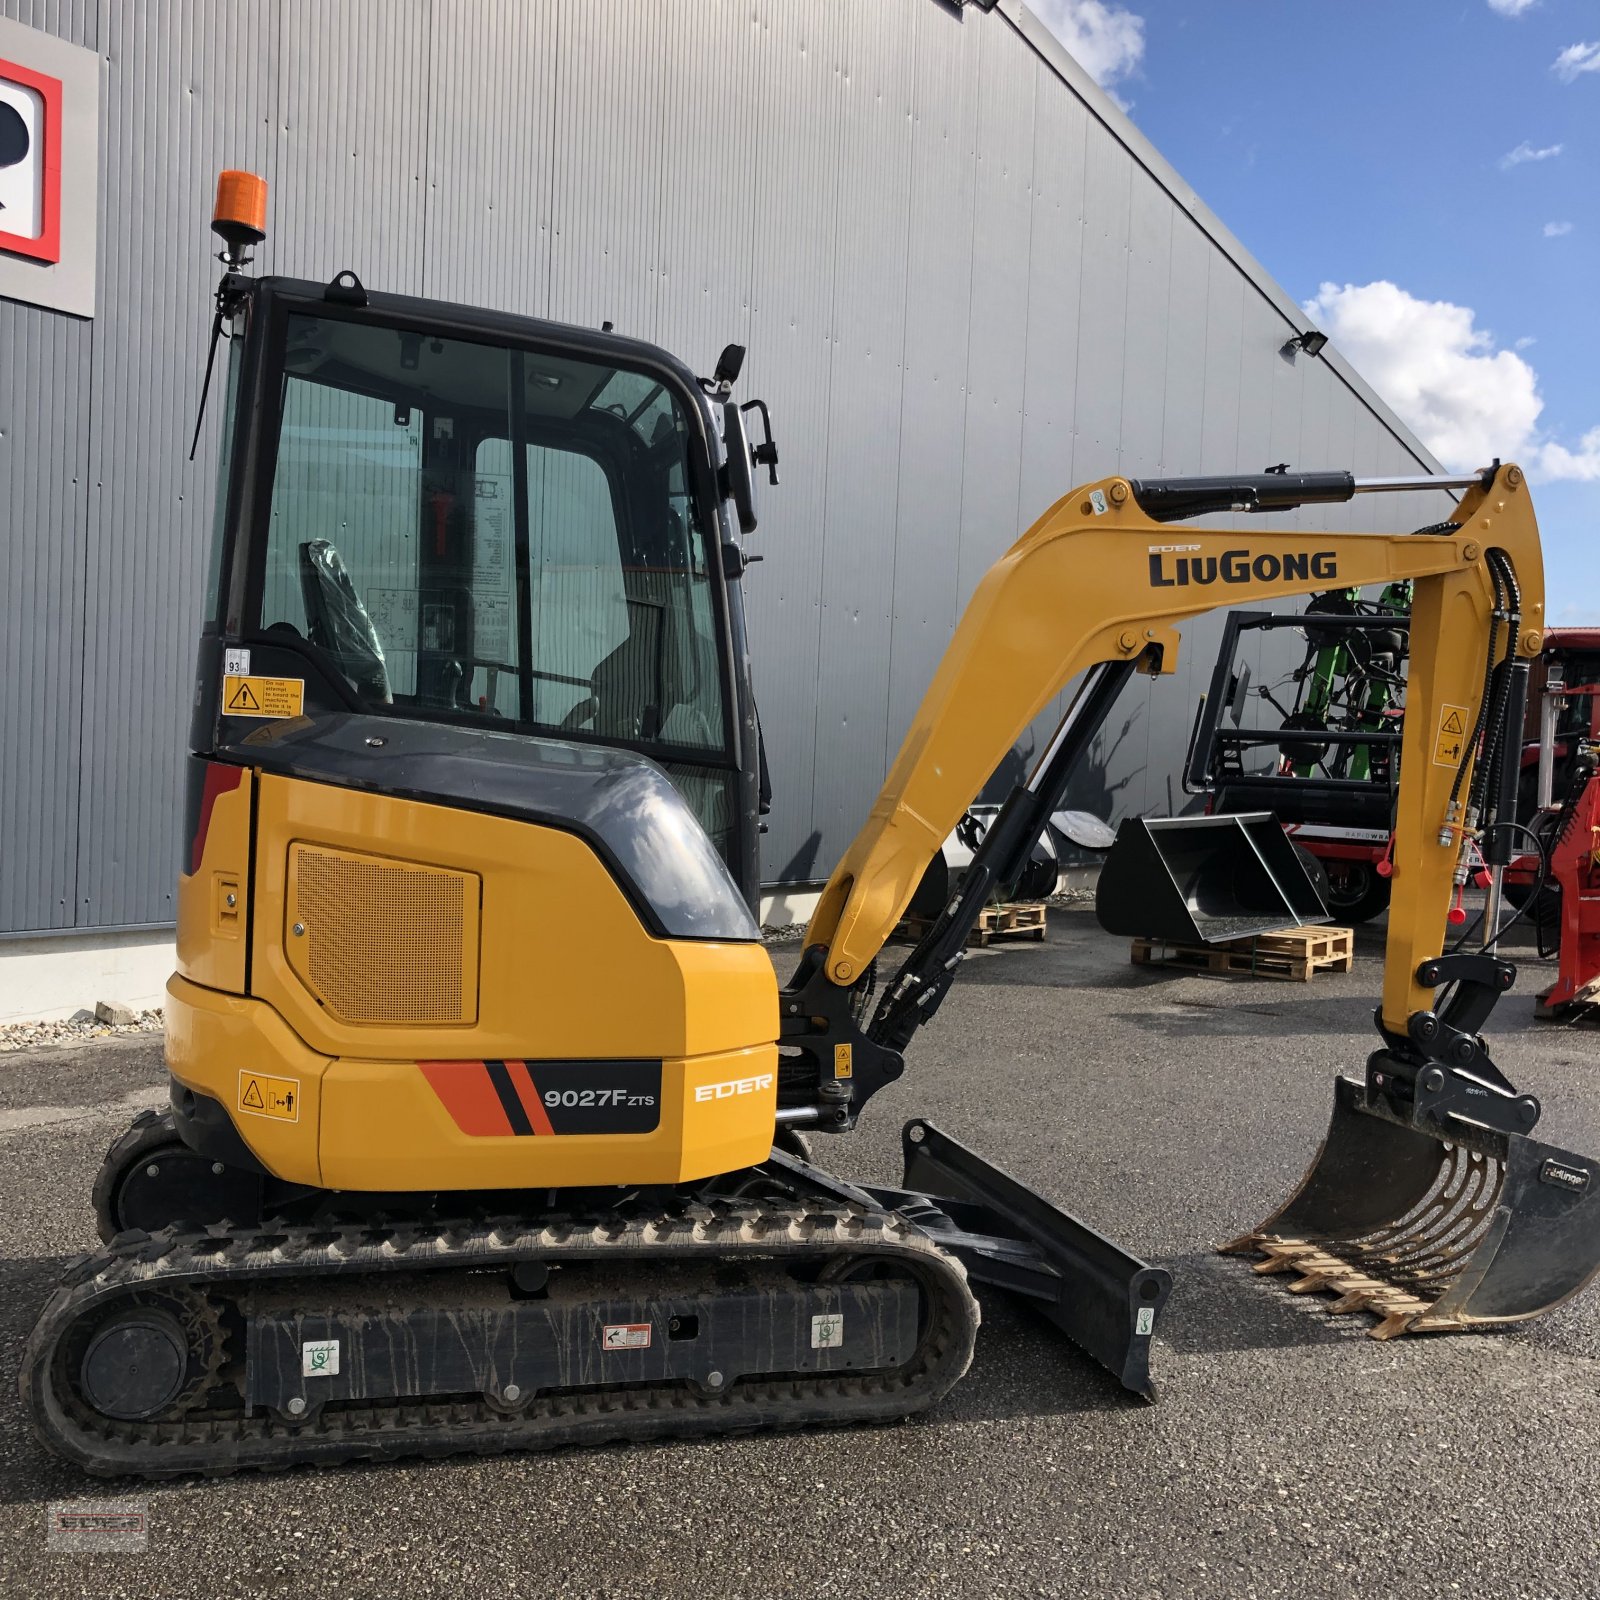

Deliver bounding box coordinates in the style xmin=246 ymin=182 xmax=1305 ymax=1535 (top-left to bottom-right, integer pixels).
xmin=0 ymin=0 xmax=1449 ymax=935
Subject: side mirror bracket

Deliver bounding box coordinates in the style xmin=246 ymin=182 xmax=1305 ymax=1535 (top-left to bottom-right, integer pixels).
xmin=741 ymin=399 xmax=780 ymax=486
xmin=721 ymin=401 xmax=760 ymax=534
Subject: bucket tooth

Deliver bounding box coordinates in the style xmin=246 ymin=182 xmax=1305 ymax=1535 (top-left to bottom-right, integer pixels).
xmin=1369 ymin=1309 xmax=1421 ymax=1341
xmin=1223 ymin=1075 xmax=1600 ymax=1338
xmin=1325 ymin=1287 xmax=1377 ymax=1315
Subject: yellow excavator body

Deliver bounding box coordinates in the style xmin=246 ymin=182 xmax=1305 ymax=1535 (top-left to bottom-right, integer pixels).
xmin=18 ymin=172 xmax=1598 ymax=1478
xmin=172 ymin=770 xmax=778 ymax=1189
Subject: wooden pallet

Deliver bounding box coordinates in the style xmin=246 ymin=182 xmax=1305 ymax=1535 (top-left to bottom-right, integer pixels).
xmin=896 ymin=901 xmax=1048 ymax=948
xmin=1131 ymin=924 xmax=1353 ymax=982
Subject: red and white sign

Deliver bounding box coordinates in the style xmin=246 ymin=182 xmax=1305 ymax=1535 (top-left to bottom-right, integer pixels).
xmin=0 ymin=55 xmax=62 ymax=264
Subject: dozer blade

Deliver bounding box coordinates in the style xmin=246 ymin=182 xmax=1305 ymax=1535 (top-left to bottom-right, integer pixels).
xmin=1096 ymin=812 xmax=1330 ymax=945
xmin=879 ymin=1120 xmax=1172 ymax=1399
xmin=1222 ymin=1075 xmax=1600 ymax=1337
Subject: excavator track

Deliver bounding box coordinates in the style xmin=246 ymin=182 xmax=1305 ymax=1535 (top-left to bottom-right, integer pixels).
xmin=23 ymin=1193 xmax=979 ymax=1478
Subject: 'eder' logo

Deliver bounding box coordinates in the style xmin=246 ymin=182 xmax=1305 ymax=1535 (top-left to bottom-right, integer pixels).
xmin=0 ymin=56 xmax=63 ymax=264
xmin=1148 ymin=549 xmax=1338 ymax=588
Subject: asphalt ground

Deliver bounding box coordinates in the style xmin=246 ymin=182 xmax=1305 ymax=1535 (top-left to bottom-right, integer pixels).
xmin=0 ymin=909 xmax=1596 ymax=1599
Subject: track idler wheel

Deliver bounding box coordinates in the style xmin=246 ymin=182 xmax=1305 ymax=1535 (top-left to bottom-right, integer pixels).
xmin=79 ymin=1310 xmax=191 ymax=1421
xmin=92 ymin=1109 xmax=262 ymax=1242
xmin=1222 ymin=1075 xmax=1600 ymax=1336
xmin=67 ymin=1288 xmax=227 ymax=1430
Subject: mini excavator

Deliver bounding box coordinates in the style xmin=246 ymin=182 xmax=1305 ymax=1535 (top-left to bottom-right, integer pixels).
xmin=22 ymin=176 xmax=1600 ymax=1475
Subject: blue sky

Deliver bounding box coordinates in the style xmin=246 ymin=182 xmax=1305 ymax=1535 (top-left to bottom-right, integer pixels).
xmin=1036 ymin=0 xmax=1599 ymax=621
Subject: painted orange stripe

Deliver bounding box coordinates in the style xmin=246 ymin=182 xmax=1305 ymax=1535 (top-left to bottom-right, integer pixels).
xmin=508 ymin=1060 xmax=555 ymax=1136
xmin=419 ymin=1060 xmax=513 ymax=1137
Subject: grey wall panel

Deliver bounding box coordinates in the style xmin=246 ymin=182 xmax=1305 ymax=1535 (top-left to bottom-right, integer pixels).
xmin=1159 ymin=219 xmax=1211 ymax=477
xmin=73 ymin=0 xmax=280 ymax=928
xmin=1116 ymin=179 xmax=1172 ymax=476
xmin=1292 ymin=355 xmax=1334 ymax=533
xmin=419 ymin=0 xmax=558 ymax=319
xmin=1321 ymin=391 xmax=1360 ymax=534
xmin=740 ymin=0 xmax=847 ymax=878
xmin=0 ymin=302 xmax=89 ymax=929
xmin=1198 ymin=265 xmax=1244 ymax=473
xmin=807 ymin=2 xmax=914 ymax=864
xmin=1234 ymin=294 xmax=1278 ymax=481
xmin=270 ymin=0 xmax=429 ymax=294
xmin=953 ymin=20 xmax=1035 ymax=616
xmin=1016 ymin=72 xmax=1086 ymax=529
xmin=1264 ymin=334 xmax=1303 ymax=484
xmin=650 ymin=0 xmax=760 ymax=380
xmin=882 ymin=4 xmax=980 ymax=780
xmin=0 ymin=0 xmax=1467 ymax=931
xmin=2 ymin=0 xmax=93 ymax=45
xmin=1071 ymin=124 xmax=1131 ymax=468
xmin=546 ymin=0 xmax=667 ymax=339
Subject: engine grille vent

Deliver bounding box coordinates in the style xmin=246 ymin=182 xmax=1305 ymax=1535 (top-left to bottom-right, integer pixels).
xmin=287 ymin=845 xmax=480 ymax=1026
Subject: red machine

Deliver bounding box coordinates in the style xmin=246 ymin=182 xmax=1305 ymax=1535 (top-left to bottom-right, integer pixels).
xmin=1525 ymin=630 xmax=1600 ymax=1016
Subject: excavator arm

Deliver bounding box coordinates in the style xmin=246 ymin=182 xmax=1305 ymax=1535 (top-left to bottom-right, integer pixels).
xmin=784 ymin=463 xmax=1542 ymax=1111
xmin=781 ymin=461 xmax=1600 ymax=1351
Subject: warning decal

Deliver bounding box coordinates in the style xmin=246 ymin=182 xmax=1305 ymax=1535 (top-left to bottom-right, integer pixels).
xmin=1432 ymin=703 xmax=1471 ymax=768
xmin=833 ymin=1043 xmax=853 ymax=1080
xmin=238 ymin=1070 xmax=301 ymax=1123
xmin=222 ymin=674 xmax=304 ymax=719
xmin=601 ymin=1322 xmax=652 ymax=1351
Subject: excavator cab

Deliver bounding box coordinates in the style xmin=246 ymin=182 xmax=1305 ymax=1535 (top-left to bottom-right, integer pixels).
xmin=204 ymin=271 xmax=766 ymax=903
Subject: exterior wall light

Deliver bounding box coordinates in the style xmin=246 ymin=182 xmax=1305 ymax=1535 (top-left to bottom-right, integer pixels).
xmin=1282 ymin=330 xmax=1330 ymax=358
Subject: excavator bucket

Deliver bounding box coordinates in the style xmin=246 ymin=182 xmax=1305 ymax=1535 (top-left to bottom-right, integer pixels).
xmin=1221 ymin=1076 xmax=1600 ymax=1336
xmin=1096 ymin=812 xmax=1330 ymax=944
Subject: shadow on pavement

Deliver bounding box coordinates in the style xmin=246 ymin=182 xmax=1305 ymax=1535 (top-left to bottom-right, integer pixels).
xmin=1148 ymin=1250 xmax=1376 ymax=1357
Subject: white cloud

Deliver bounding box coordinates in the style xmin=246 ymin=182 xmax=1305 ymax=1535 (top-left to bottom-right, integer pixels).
xmin=1544 ymin=220 xmax=1574 ymax=236
xmin=1303 ymin=280 xmax=1599 ymax=483
xmin=1552 ymin=41 xmax=1600 ymax=80
xmin=1500 ymin=140 xmax=1563 ymax=168
xmin=1537 ymin=427 xmax=1600 ymax=481
xmin=1516 ymin=336 xmax=1537 ymax=350
xmin=1033 ymin=0 xmax=1145 ymax=107
xmin=1488 ymin=0 xmax=1537 ymax=15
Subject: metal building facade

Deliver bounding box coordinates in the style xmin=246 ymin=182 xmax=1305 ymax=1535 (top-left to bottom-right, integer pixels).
xmin=0 ymin=0 xmax=1448 ymax=941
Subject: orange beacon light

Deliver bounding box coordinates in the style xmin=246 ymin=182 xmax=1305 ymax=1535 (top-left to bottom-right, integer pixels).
xmin=211 ymin=170 xmax=267 ymax=266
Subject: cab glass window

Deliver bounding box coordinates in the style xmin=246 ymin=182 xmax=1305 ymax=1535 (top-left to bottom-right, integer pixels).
xmin=256 ymin=315 xmax=728 ymax=768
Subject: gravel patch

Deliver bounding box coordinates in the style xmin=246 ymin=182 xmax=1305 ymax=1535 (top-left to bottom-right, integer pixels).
xmin=0 ymin=1008 xmax=163 ymax=1055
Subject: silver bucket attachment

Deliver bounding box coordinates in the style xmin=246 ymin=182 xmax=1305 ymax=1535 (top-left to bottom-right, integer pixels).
xmin=1096 ymin=812 xmax=1330 ymax=945
xmin=1222 ymin=1076 xmax=1600 ymax=1337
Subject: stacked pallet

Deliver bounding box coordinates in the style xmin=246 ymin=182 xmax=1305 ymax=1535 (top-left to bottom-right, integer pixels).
xmin=895 ymin=901 xmax=1048 ymax=948
xmin=1131 ymin=924 xmax=1353 ymax=982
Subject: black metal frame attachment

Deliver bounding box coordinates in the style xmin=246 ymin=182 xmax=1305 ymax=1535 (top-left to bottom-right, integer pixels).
xmin=777 ymin=1120 xmax=1171 ymax=1400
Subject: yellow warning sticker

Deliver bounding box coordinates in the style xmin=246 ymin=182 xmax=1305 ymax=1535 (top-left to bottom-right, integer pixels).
xmin=1432 ymin=703 xmax=1471 ymax=768
xmin=833 ymin=1043 xmax=853 ymax=1080
xmin=238 ymin=1070 xmax=301 ymax=1123
xmin=222 ymin=674 xmax=304 ymax=719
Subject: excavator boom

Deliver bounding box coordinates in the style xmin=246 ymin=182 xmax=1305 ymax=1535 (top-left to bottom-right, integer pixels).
xmin=779 ymin=462 xmax=1598 ymax=1345
xmin=801 ymin=466 xmax=1540 ymax=1034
